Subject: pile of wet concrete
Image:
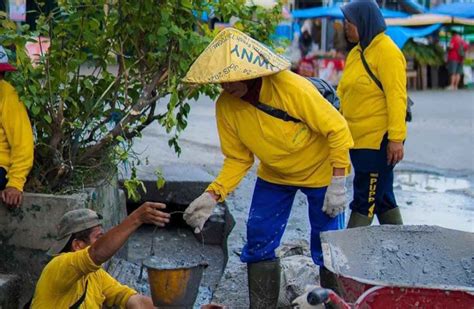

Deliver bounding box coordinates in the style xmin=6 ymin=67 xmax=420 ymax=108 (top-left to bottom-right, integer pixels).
xmin=321 ymin=225 xmax=474 ymax=290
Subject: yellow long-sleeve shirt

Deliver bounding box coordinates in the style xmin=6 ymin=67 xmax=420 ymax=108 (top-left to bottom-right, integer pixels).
xmin=337 ymin=33 xmax=407 ymax=149
xmin=207 ymin=70 xmax=354 ymax=201
xmin=0 ymin=80 xmax=34 ymax=191
xmin=32 ymin=247 xmax=137 ymax=308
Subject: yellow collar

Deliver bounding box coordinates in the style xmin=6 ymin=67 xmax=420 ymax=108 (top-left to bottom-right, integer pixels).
xmin=358 ymin=32 xmax=386 ymax=53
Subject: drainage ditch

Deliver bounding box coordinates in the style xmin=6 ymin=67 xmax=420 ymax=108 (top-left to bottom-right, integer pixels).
xmin=121 ymin=180 xmax=235 ymax=307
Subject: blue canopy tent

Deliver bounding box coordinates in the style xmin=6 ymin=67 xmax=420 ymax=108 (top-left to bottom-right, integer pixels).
xmin=291 ymin=5 xmax=448 ymax=49
xmin=386 ymin=24 xmax=442 ymax=48
xmin=274 ymin=21 xmax=293 ymax=41
xmin=292 ymin=5 xmax=408 ymax=19
xmin=384 ymin=3 xmax=474 ymax=48
xmin=292 ymin=5 xmax=344 ymax=19
xmin=429 ymin=3 xmax=474 ymax=19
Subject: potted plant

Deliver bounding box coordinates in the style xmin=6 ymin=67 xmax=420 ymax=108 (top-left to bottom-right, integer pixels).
xmin=0 ymin=0 xmax=283 ymax=301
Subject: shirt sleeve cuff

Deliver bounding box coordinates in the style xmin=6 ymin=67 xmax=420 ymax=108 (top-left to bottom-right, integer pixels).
xmin=388 ymin=128 xmax=407 ymax=142
xmin=120 ymin=289 xmax=139 ymax=308
xmin=329 ymin=149 xmax=351 ymax=169
xmin=389 ymin=140 xmax=404 ymax=143
xmin=6 ymin=177 xmax=25 ymax=191
xmin=206 ymin=182 xmax=228 ymax=202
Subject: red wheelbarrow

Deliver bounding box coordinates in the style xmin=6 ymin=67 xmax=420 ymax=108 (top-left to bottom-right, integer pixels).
xmin=305 ymin=225 xmax=474 ymax=308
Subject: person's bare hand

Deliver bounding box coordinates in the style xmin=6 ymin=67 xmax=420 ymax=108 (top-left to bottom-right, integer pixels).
xmin=132 ymin=202 xmax=170 ymax=227
xmin=1 ymin=187 xmax=23 ymax=208
xmin=387 ymin=141 xmax=404 ymax=165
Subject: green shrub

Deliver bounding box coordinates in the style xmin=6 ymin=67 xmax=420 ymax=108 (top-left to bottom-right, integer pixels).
xmin=0 ymin=0 xmax=283 ymax=195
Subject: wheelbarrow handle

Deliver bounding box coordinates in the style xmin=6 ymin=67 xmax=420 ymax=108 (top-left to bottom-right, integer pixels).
xmin=307 ymin=288 xmax=351 ymax=309
xmin=306 ymin=288 xmax=329 ymax=305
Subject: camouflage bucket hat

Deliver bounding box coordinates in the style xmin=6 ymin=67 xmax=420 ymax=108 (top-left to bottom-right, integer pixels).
xmin=47 ymin=208 xmax=102 ymax=256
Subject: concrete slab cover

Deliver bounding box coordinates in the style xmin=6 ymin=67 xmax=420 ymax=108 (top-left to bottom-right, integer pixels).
xmin=133 ymin=164 xmax=214 ymax=183
xmin=0 ymin=273 xmax=20 ymax=308
xmin=160 ymin=165 xmax=214 ymax=183
xmin=123 ymin=164 xmax=215 ymax=206
xmin=321 ymin=225 xmax=474 ymax=291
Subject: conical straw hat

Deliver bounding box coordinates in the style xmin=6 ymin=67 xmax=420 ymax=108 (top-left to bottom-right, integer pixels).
xmin=183 ymin=28 xmax=290 ymax=84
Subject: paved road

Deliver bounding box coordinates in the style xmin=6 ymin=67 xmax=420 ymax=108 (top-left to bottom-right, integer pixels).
xmin=134 ymin=89 xmax=474 ymax=173
xmin=405 ymin=90 xmax=474 ymax=171
xmin=133 ymin=89 xmax=474 ymax=232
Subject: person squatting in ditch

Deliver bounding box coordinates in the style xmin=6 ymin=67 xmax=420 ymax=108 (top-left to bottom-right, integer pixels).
xmin=30 ymin=202 xmax=170 ymax=308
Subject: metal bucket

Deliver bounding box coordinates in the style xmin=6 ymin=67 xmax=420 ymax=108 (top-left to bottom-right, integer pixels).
xmin=144 ymin=257 xmax=208 ymax=308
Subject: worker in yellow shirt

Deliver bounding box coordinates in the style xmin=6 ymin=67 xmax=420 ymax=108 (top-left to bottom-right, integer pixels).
xmin=182 ymin=28 xmax=353 ymax=308
xmin=31 ymin=202 xmax=171 ymax=308
xmin=0 ymin=46 xmax=34 ymax=208
xmin=338 ymin=0 xmax=407 ymax=227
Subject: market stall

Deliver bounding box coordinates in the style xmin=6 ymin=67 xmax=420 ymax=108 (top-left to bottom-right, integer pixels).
xmin=290 ymin=5 xmax=410 ymax=85
xmin=290 ymin=3 xmax=474 ymax=89
xmin=386 ymin=3 xmax=474 ymax=89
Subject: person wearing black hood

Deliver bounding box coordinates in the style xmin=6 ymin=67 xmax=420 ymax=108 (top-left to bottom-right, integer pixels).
xmin=337 ymin=0 xmax=407 ymax=227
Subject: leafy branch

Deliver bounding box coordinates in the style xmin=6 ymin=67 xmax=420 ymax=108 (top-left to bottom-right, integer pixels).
xmin=0 ymin=0 xmax=283 ymax=193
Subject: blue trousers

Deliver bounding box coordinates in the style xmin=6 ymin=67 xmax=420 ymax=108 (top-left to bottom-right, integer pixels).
xmin=349 ymin=135 xmax=398 ymax=218
xmin=240 ymin=178 xmax=345 ymax=266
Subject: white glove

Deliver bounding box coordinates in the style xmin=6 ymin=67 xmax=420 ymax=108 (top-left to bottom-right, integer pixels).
xmin=183 ymin=192 xmax=218 ymax=233
xmin=322 ymin=176 xmax=347 ymax=218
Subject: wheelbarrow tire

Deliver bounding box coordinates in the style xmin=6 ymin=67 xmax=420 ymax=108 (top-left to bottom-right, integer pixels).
xmin=247 ymin=259 xmax=280 ymax=309
xmin=377 ymin=207 xmax=403 ymax=225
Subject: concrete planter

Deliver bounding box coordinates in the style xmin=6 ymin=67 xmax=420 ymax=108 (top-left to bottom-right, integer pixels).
xmin=0 ymin=176 xmax=127 ymax=307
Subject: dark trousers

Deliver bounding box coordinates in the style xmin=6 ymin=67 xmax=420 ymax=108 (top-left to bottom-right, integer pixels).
xmin=349 ymin=135 xmax=398 ymax=219
xmin=0 ymin=167 xmax=6 ymax=190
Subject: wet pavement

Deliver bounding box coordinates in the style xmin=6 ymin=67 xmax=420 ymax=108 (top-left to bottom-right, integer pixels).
xmin=394 ymin=171 xmax=473 ymax=232
xmin=130 ymin=90 xmax=474 ymax=307
xmin=395 ymin=171 xmax=470 ymax=193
